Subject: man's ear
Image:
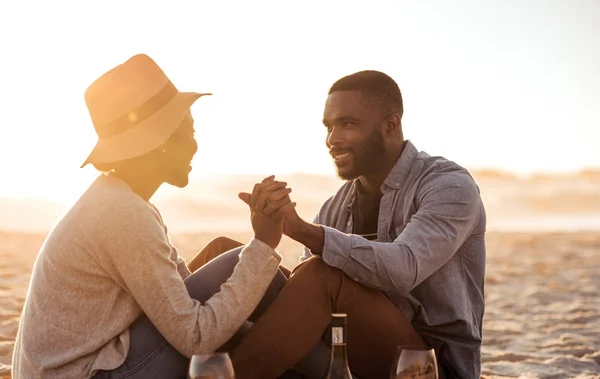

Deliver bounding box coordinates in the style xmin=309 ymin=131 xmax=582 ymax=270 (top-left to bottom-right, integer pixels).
xmin=385 ymin=113 xmax=402 ymax=135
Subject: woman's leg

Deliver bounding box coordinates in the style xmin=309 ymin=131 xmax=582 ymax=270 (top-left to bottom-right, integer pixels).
xmin=187 ymin=236 xmax=244 ymax=273
xmin=93 ymin=243 xmax=288 ymax=379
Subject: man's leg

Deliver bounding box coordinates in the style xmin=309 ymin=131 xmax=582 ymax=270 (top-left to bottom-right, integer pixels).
xmin=185 ymin=237 xmax=300 ymax=377
xmin=94 ymin=245 xmax=288 ymax=379
xmin=230 ymin=257 xmax=426 ymax=379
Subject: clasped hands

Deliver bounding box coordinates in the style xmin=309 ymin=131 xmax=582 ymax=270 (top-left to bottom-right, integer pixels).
xmin=238 ymin=175 xmax=301 ymax=249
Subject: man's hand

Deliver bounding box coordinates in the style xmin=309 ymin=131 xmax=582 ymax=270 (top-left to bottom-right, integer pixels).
xmin=238 ymin=175 xmax=296 ymax=249
xmin=281 ymin=201 xmax=303 ymax=238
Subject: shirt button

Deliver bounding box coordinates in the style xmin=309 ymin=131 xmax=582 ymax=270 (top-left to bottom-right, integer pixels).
xmin=396 ymin=182 xmax=401 ymax=186
xmin=347 ymin=220 xmax=352 ymax=227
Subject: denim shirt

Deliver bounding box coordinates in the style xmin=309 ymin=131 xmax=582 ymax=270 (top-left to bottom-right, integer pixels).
xmin=301 ymin=140 xmax=486 ymax=378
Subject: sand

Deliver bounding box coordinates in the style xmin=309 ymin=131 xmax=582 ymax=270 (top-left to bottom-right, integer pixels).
xmin=0 ymin=230 xmax=599 ymax=378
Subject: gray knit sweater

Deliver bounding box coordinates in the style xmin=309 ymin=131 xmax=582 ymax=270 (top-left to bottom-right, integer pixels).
xmin=12 ymin=174 xmax=282 ymax=378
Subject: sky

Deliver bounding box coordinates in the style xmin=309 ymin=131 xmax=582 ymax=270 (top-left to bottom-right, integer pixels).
xmin=0 ymin=0 xmax=599 ymax=203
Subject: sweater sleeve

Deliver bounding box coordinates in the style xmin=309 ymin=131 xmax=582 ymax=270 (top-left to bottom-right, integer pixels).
xmin=102 ymin=205 xmax=281 ymax=357
xmin=173 ymin=245 xmax=192 ymax=280
xmin=147 ymin=203 xmax=192 ymax=280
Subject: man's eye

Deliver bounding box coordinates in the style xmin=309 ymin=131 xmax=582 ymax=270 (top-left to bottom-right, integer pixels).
xmin=342 ymin=121 xmax=353 ymax=127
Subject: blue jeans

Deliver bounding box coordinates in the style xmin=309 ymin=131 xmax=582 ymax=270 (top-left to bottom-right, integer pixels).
xmin=93 ymin=246 xmax=292 ymax=379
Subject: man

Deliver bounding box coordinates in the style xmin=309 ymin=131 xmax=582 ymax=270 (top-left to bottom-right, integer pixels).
xmin=232 ymin=70 xmax=486 ymax=379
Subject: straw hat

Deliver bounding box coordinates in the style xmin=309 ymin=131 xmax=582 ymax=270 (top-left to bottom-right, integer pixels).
xmin=80 ymin=54 xmax=211 ymax=168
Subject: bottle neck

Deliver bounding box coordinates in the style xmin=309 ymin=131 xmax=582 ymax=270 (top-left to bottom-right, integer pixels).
xmin=330 ymin=342 xmax=348 ymax=360
xmin=331 ymin=326 xmax=346 ymax=344
xmin=325 ymin=323 xmax=352 ymax=378
xmin=327 ymin=342 xmax=351 ymax=378
xmin=330 ymin=325 xmax=349 ymax=362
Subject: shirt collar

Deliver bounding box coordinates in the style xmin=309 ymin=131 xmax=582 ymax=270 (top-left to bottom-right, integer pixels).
xmin=346 ymin=140 xmax=418 ymax=211
xmin=382 ymin=139 xmax=418 ymax=191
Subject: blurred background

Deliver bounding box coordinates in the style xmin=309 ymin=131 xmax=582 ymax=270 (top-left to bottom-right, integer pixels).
xmin=0 ymin=0 xmax=598 ymax=234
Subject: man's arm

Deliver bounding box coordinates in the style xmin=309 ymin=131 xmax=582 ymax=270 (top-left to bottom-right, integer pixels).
xmin=290 ymin=168 xmax=482 ymax=296
xmin=298 ymin=213 xmax=325 ymax=263
xmin=290 ymin=221 xmax=325 ymax=255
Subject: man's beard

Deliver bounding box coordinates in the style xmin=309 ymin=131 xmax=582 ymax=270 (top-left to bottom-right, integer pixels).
xmin=336 ymin=130 xmax=386 ymax=181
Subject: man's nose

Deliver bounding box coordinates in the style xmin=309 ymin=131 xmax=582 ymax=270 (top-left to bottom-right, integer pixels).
xmin=326 ymin=126 xmax=343 ymax=148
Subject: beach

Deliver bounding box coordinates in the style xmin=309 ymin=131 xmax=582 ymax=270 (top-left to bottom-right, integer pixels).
xmin=1 ymin=172 xmax=599 ymax=378
xmin=1 ymin=230 xmax=599 ymax=378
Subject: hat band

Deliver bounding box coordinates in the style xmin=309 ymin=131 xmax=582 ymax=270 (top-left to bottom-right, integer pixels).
xmin=96 ymin=81 xmax=178 ymax=138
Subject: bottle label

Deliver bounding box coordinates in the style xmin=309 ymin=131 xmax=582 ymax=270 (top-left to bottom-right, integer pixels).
xmin=332 ymin=326 xmax=344 ymax=344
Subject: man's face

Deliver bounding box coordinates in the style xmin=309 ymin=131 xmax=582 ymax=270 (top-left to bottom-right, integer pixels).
xmin=322 ymin=91 xmax=387 ymax=180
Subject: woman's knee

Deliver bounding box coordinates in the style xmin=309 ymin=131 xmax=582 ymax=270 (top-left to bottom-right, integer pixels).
xmin=210 ymin=236 xmax=244 ymax=250
xmin=205 ymin=236 xmax=244 ymax=256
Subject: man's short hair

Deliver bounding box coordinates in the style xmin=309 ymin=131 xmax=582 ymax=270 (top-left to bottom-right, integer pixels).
xmin=329 ymin=70 xmax=403 ymax=118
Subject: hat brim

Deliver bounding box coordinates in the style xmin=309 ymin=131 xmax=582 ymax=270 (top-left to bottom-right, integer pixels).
xmin=80 ymin=91 xmax=210 ymax=168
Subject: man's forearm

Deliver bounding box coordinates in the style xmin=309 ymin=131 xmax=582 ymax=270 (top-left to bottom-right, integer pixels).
xmin=288 ymin=220 xmax=325 ymax=255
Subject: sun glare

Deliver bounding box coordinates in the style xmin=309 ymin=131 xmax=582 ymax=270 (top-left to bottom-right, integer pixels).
xmin=0 ymin=1 xmax=598 ymax=204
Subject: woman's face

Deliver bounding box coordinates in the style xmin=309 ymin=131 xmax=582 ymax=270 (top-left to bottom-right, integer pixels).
xmin=160 ymin=111 xmax=198 ymax=188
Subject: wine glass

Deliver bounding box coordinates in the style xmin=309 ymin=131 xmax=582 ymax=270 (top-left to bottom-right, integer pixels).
xmin=188 ymin=352 xmax=235 ymax=379
xmin=390 ymin=346 xmax=438 ymax=379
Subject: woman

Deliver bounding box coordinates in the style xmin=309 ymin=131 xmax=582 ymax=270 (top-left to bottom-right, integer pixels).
xmin=11 ymin=54 xmax=294 ymax=379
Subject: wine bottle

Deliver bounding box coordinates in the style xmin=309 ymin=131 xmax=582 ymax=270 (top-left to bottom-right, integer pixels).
xmin=324 ymin=313 xmax=353 ymax=379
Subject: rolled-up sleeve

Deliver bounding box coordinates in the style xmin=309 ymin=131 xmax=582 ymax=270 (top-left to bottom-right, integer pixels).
xmin=322 ymin=167 xmax=481 ymax=296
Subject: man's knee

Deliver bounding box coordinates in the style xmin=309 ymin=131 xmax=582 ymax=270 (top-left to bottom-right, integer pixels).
xmin=292 ymin=256 xmax=341 ymax=282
